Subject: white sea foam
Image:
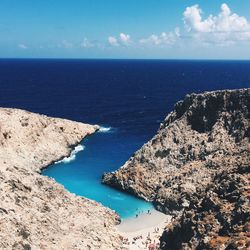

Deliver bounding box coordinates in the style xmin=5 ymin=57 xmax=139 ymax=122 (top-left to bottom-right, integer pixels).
xmin=55 ymin=144 xmax=85 ymax=164
xmin=98 ymin=126 xmax=112 ymax=133
xmin=74 ymin=145 xmax=85 ymax=153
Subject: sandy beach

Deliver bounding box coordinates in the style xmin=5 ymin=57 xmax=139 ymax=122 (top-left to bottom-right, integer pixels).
xmin=117 ymin=209 xmax=171 ymax=250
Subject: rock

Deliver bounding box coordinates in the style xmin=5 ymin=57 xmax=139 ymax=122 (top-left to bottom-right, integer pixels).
xmin=102 ymin=88 xmax=250 ymax=249
xmin=0 ymin=108 xmax=122 ymax=249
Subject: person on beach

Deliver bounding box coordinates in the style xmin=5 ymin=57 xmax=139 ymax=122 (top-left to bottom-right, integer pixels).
xmin=148 ymin=243 xmax=156 ymax=250
xmin=147 ymin=232 xmax=150 ymax=239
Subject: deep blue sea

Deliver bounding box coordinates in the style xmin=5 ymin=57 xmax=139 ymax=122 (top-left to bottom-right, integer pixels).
xmin=1 ymin=59 xmax=249 ymax=218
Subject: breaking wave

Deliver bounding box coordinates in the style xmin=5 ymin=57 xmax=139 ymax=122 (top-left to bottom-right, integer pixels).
xmin=98 ymin=126 xmax=112 ymax=133
xmin=55 ymin=145 xmax=85 ymax=164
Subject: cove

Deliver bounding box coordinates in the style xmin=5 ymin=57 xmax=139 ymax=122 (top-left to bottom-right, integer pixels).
xmin=43 ymin=128 xmax=153 ymax=219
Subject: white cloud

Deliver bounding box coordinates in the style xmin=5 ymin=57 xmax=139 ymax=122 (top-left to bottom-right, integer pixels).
xmin=58 ymin=40 xmax=74 ymax=49
xmin=139 ymin=28 xmax=180 ymax=47
xmin=81 ymin=38 xmax=94 ymax=48
xmin=140 ymin=34 xmax=161 ymax=46
xmin=108 ymin=33 xmax=132 ymax=47
xmin=119 ymin=33 xmax=131 ymax=45
xmin=50 ymin=4 xmax=250 ymax=52
xmin=183 ymin=3 xmax=250 ymax=45
xmin=18 ymin=44 xmax=28 ymax=49
xmin=108 ymin=36 xmax=119 ymax=47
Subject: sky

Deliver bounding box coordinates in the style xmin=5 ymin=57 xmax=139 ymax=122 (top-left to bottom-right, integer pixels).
xmin=0 ymin=0 xmax=250 ymax=59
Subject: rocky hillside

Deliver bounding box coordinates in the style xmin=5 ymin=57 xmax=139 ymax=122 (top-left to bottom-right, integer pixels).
xmin=0 ymin=108 xmax=122 ymax=250
xmin=103 ymin=88 xmax=250 ymax=249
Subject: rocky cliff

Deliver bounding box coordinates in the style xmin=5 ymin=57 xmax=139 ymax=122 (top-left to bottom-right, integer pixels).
xmin=103 ymin=88 xmax=250 ymax=249
xmin=0 ymin=108 xmax=122 ymax=250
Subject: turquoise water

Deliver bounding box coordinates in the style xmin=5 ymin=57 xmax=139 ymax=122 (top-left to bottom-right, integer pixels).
xmin=43 ymin=129 xmax=153 ymax=219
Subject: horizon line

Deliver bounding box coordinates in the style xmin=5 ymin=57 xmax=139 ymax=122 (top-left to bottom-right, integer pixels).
xmin=0 ymin=57 xmax=250 ymax=61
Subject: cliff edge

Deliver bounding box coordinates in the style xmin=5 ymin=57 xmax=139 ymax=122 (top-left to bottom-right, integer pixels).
xmin=103 ymin=88 xmax=250 ymax=249
xmin=0 ymin=108 xmax=122 ymax=250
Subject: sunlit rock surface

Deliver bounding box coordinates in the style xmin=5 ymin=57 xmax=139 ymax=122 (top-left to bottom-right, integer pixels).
xmin=0 ymin=108 xmax=122 ymax=250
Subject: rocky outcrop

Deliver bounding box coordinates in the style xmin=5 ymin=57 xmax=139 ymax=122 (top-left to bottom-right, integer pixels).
xmin=160 ymin=159 xmax=249 ymax=250
xmin=103 ymin=89 xmax=250 ymax=249
xmin=0 ymin=108 xmax=122 ymax=250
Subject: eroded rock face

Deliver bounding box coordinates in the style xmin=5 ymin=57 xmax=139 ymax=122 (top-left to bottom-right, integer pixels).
xmin=0 ymin=108 xmax=122 ymax=250
xmin=160 ymin=159 xmax=250 ymax=250
xmin=103 ymin=89 xmax=250 ymax=249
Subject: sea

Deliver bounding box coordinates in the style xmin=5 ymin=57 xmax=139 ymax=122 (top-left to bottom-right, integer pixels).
xmin=0 ymin=59 xmax=249 ymax=219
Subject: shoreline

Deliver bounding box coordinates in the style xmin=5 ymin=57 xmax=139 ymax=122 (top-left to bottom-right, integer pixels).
xmin=41 ymin=121 xmax=170 ymax=249
xmin=117 ymin=209 xmax=171 ymax=249
xmin=39 ymin=120 xmax=170 ymax=249
xmin=39 ymin=125 xmax=100 ymax=173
